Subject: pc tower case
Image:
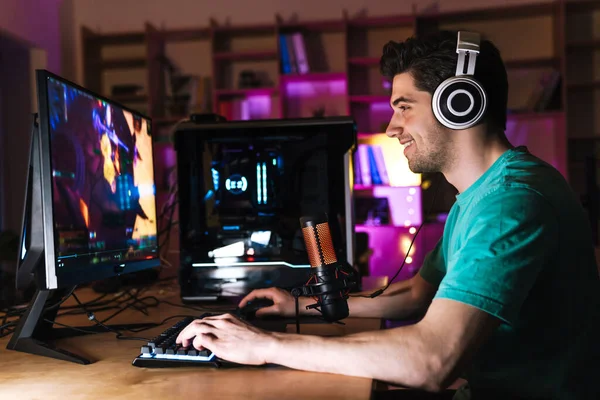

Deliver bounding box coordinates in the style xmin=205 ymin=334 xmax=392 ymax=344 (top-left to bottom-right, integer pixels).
xmin=173 ymin=116 xmax=357 ymax=301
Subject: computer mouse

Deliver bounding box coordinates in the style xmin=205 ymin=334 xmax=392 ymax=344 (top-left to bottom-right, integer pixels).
xmin=237 ymin=298 xmax=275 ymax=319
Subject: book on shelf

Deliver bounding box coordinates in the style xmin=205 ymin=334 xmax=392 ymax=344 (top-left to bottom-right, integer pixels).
xmin=279 ymin=32 xmax=310 ymax=74
xmin=354 ymin=144 xmax=390 ymax=186
xmin=218 ymin=99 xmax=250 ymax=121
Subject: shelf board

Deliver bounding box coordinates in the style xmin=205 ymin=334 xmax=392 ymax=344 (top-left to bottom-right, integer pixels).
xmin=278 ymin=19 xmax=346 ymax=32
xmin=568 ymin=81 xmax=600 ymax=90
xmin=354 ymin=184 xmax=414 ymax=191
xmin=110 ymin=94 xmax=148 ymax=103
xmin=211 ymin=22 xmax=275 ymax=35
xmin=504 ymin=57 xmax=559 ymax=69
xmin=213 ymin=50 xmax=278 ymax=61
xmin=567 ymin=39 xmax=600 ymax=50
xmin=96 ymin=58 xmax=147 ymax=70
xmin=566 ymin=0 xmax=600 ymax=13
xmin=164 ymin=28 xmax=211 ymax=42
xmin=153 ymin=116 xmax=189 ymax=126
xmin=350 ymin=95 xmax=390 ymax=104
xmin=85 ymin=31 xmax=145 ymax=46
xmin=358 ymin=132 xmax=386 ymax=139
xmin=507 ymin=110 xmax=564 ymax=121
xmin=348 ymin=57 xmax=380 ymax=66
xmin=420 ymin=2 xmax=556 ymax=23
xmin=280 ymin=72 xmax=347 ymax=83
xmin=569 ymin=136 xmax=600 ymax=142
xmin=215 ymin=87 xmax=278 ymax=97
xmin=348 ymin=15 xmax=415 ymax=28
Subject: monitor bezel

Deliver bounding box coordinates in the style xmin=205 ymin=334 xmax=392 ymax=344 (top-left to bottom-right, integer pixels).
xmin=35 ymin=69 xmax=160 ymax=290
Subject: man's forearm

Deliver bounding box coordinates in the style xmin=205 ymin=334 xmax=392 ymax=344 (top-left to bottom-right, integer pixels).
xmin=265 ymin=325 xmax=437 ymax=389
xmin=347 ymin=278 xmax=425 ymax=320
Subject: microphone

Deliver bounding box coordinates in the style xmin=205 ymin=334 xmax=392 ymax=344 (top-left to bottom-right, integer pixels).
xmin=292 ymin=213 xmax=357 ymax=322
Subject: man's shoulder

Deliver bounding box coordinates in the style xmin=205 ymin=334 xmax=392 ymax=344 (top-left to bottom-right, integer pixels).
xmin=477 ymin=150 xmax=568 ymax=208
xmin=473 ymin=180 xmax=550 ymax=213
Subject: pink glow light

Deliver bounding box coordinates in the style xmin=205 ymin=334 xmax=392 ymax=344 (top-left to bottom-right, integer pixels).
xmin=372 ymin=185 xmax=422 ymax=226
xmin=284 ymin=80 xmax=347 ymax=98
xmin=370 ymin=101 xmax=392 ymax=112
xmin=245 ymin=95 xmax=272 ymax=119
xmin=355 ymin=225 xmax=423 ymax=281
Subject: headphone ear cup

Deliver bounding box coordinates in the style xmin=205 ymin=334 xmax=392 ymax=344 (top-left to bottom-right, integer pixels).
xmin=432 ymin=76 xmax=487 ymax=130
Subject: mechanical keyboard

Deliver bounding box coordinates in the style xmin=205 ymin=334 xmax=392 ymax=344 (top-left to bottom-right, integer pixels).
xmin=132 ymin=315 xmax=235 ymax=368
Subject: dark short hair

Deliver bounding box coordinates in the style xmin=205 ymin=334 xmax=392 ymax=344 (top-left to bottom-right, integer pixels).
xmin=380 ymin=30 xmax=508 ymax=132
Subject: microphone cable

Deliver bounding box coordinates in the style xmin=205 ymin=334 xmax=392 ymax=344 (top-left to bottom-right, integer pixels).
xmin=350 ymin=174 xmax=443 ymax=299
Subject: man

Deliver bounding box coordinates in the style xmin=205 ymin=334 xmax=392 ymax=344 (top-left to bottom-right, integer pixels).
xmin=177 ymin=31 xmax=600 ymax=399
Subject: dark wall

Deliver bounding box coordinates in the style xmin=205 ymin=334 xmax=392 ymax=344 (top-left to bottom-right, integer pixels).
xmin=0 ymin=32 xmax=34 ymax=238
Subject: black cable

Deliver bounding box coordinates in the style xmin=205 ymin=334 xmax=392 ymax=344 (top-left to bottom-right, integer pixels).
xmin=56 ymin=288 xmax=151 ymax=318
xmin=0 ymin=286 xmax=79 ymax=333
xmin=0 ymin=321 xmax=17 ymax=338
xmin=0 ymin=286 xmax=160 ymax=340
xmin=158 ymin=299 xmax=233 ymax=313
xmin=119 ymin=314 xmax=199 ymax=334
xmin=97 ymin=294 xmax=160 ymax=325
xmin=56 ymin=289 xmax=137 ymax=316
xmin=44 ymin=286 xmax=78 ymax=311
xmin=71 ymin=292 xmax=150 ymax=342
xmin=294 ymin=294 xmax=300 ymax=334
xmin=350 ymin=175 xmax=442 ymax=299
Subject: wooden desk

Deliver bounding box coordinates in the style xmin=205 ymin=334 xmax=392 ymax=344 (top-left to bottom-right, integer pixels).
xmin=0 ymin=285 xmax=382 ymax=400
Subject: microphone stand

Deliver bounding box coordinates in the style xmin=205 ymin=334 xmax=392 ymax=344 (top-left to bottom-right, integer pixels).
xmin=290 ymin=264 xmax=357 ymax=334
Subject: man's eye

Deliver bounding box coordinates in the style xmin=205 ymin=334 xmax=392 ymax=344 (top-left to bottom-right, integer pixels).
xmin=399 ymin=106 xmax=409 ymax=111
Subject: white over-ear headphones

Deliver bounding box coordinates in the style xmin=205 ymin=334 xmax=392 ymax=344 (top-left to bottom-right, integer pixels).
xmin=432 ymin=31 xmax=487 ymax=130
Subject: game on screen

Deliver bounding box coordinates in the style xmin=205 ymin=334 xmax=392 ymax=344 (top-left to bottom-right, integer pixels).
xmin=46 ymin=77 xmax=158 ymax=269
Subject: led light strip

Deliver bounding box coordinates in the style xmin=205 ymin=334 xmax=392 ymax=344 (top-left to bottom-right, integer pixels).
xmin=139 ymin=352 xmax=216 ymax=362
xmin=256 ymin=163 xmax=262 ymax=204
xmin=192 ymin=261 xmax=310 ymax=268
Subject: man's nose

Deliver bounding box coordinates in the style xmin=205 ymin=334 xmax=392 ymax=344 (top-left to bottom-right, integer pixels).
xmin=385 ymin=117 xmax=402 ymax=138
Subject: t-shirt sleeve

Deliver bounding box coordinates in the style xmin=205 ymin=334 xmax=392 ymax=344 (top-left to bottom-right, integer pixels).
xmin=434 ymin=187 xmax=559 ymax=325
xmin=419 ymin=237 xmax=446 ymax=286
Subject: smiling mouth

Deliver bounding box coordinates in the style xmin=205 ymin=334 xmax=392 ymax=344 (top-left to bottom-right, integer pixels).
xmin=402 ymin=140 xmax=415 ymax=149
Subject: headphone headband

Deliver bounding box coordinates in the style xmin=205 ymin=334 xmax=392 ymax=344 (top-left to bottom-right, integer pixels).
xmin=455 ymin=31 xmax=480 ymax=77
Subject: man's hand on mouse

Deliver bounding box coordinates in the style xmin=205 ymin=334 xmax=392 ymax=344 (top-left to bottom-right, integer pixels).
xmin=175 ymin=313 xmax=277 ymax=365
xmin=238 ymin=288 xmax=297 ymax=318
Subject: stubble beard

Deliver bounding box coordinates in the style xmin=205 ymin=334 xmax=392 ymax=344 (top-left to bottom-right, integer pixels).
xmin=407 ymin=124 xmax=453 ymax=174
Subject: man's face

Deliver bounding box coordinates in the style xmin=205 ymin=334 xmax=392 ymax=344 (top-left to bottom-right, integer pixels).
xmin=385 ymin=72 xmax=454 ymax=174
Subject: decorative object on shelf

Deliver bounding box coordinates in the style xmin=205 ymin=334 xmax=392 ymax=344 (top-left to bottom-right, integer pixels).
xmin=312 ymin=106 xmax=326 ymax=118
xmin=355 ymin=197 xmax=391 ymax=226
xmin=111 ymin=84 xmax=144 ymax=97
xmin=238 ymin=70 xmax=263 ymax=89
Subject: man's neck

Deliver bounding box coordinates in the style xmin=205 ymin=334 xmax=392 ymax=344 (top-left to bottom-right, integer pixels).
xmin=443 ymin=132 xmax=512 ymax=194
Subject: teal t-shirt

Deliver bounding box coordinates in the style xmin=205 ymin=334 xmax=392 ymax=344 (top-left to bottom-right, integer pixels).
xmin=420 ymin=146 xmax=600 ymax=399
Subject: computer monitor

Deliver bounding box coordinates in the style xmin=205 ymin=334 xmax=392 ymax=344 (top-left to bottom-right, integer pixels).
xmin=174 ymin=117 xmax=356 ymax=300
xmin=7 ymin=70 xmax=160 ymax=363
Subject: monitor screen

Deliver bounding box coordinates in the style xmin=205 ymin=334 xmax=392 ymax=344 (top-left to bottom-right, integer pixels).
xmin=45 ymin=76 xmax=158 ymax=274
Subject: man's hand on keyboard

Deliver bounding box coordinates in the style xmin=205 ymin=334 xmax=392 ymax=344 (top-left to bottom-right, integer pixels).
xmin=175 ymin=313 xmax=277 ymax=365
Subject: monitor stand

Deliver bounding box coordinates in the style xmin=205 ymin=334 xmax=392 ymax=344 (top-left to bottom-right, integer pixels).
xmin=6 ymin=115 xmax=154 ymax=365
xmin=7 ymin=288 xmax=154 ymax=365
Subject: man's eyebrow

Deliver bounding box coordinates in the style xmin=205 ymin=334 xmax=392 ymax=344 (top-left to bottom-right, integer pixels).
xmin=392 ymin=96 xmax=417 ymax=106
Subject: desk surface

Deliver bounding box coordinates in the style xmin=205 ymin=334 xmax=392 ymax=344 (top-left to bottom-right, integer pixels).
xmin=0 ymin=285 xmax=382 ymax=400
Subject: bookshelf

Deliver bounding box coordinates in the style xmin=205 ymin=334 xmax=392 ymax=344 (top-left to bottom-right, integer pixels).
xmin=80 ymin=1 xmax=600 ymax=275
xmin=80 ymin=3 xmax=580 ymax=173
